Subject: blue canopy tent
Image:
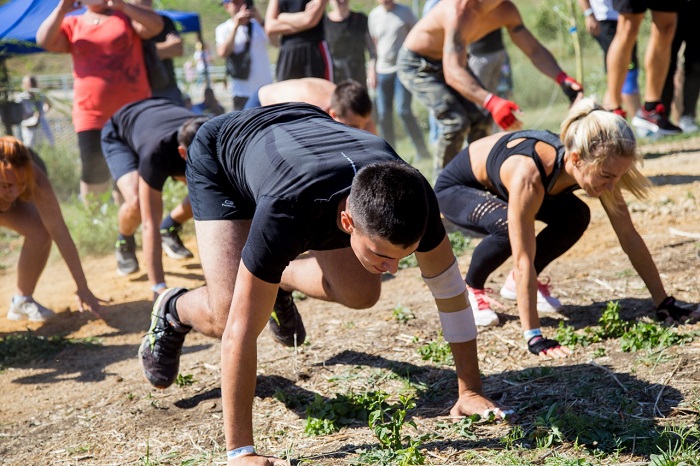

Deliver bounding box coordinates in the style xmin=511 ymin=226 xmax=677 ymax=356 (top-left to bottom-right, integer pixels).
xmin=0 ymin=0 xmax=202 ymax=57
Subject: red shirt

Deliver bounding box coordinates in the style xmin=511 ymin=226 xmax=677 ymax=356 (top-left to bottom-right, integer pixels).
xmin=61 ymin=11 xmax=151 ymax=132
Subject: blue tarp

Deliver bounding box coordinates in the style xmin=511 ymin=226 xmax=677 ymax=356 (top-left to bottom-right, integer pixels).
xmin=0 ymin=0 xmax=201 ymax=57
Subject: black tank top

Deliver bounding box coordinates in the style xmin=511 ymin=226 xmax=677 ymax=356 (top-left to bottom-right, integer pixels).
xmin=485 ymin=130 xmax=568 ymax=200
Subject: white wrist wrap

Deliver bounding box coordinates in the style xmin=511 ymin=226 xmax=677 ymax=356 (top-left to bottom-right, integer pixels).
xmin=227 ymin=445 xmax=255 ymax=460
xmin=422 ymin=259 xmax=465 ymax=299
xmin=439 ymin=306 xmax=478 ymax=343
xmin=423 ymin=260 xmax=477 ymax=342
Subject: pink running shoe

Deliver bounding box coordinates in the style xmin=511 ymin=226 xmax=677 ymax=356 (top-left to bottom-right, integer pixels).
xmin=466 ymin=286 xmax=500 ymax=327
xmin=499 ymin=270 xmax=562 ymax=313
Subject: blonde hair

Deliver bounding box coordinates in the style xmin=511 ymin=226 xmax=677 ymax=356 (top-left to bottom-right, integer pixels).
xmin=0 ymin=136 xmax=36 ymax=202
xmin=560 ymin=98 xmax=650 ymax=206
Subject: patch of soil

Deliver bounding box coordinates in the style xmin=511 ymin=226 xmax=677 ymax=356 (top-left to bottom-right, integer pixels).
xmin=1 ymin=138 xmax=699 ymax=465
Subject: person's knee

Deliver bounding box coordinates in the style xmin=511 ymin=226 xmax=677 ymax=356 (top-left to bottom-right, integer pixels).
xmin=344 ymin=287 xmax=381 ymax=309
xmin=24 ymin=223 xmax=51 ymax=251
xmin=651 ymin=13 xmax=678 ymax=41
xmin=121 ymin=195 xmax=140 ymax=220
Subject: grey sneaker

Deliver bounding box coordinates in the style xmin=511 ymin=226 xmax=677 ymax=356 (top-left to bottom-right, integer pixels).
xmin=268 ymin=289 xmax=306 ymax=347
xmin=679 ymin=115 xmax=699 ymax=134
xmin=138 ymin=288 xmax=191 ymax=388
xmin=160 ymin=227 xmax=194 ymax=259
xmin=7 ymin=297 xmax=56 ymax=322
xmin=116 ymin=238 xmax=139 ymax=276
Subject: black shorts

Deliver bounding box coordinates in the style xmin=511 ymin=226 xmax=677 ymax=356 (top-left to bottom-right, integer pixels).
xmin=77 ymin=130 xmax=111 ymax=184
xmin=612 ymin=0 xmax=682 ymax=13
xmin=276 ymin=40 xmax=333 ymax=82
xmin=185 ymin=115 xmax=255 ymax=221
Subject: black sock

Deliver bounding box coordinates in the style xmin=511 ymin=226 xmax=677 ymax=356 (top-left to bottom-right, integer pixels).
xmin=167 ymin=290 xmax=191 ymax=329
xmin=159 ymin=215 xmax=181 ymax=232
xmin=118 ymin=233 xmax=136 ymax=248
xmin=644 ymin=101 xmax=660 ymax=112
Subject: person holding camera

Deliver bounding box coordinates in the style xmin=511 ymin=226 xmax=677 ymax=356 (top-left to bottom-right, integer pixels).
xmin=216 ymin=0 xmax=273 ymax=111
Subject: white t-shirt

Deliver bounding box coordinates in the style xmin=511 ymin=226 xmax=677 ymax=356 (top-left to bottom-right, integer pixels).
xmin=368 ymin=3 xmax=417 ymax=74
xmin=215 ymin=19 xmax=273 ymax=98
xmin=590 ymin=0 xmax=618 ymax=21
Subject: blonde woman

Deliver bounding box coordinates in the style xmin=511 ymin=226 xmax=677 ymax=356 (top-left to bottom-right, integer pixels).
xmin=0 ymin=137 xmax=103 ymax=321
xmin=435 ymin=98 xmax=697 ymax=357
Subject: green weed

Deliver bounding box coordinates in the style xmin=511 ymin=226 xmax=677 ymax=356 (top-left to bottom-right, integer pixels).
xmin=650 ymin=425 xmax=700 ymax=466
xmin=392 ymin=304 xmax=415 ymax=324
xmin=304 ymin=392 xmax=375 ymax=436
xmin=355 ymin=393 xmax=425 ymax=466
xmin=417 ymin=335 xmax=453 ymax=365
xmin=175 ymin=373 xmax=194 ymax=387
xmin=447 ymin=231 xmax=471 ymax=256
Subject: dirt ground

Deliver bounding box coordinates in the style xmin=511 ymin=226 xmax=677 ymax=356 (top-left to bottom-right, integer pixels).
xmin=0 ymin=138 xmax=699 ymax=466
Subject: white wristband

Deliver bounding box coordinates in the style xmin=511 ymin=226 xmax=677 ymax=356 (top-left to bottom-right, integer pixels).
xmin=523 ymin=328 xmax=542 ymax=341
xmin=483 ymin=92 xmax=494 ymax=107
xmin=227 ymin=445 xmax=256 ymax=460
xmin=151 ymin=282 xmax=167 ymax=292
xmin=583 ymin=8 xmax=594 ymax=17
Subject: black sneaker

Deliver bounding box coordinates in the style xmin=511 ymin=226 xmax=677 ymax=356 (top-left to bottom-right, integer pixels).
xmin=631 ymin=104 xmax=682 ymax=137
xmin=268 ymin=289 xmax=306 ymax=347
xmin=116 ymin=238 xmax=139 ymax=276
xmin=139 ymin=287 xmax=191 ymax=388
xmin=161 ymin=227 xmax=194 ymax=259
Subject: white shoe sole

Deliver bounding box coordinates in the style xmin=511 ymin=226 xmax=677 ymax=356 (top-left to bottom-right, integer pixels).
xmin=499 ymin=286 xmax=561 ymax=313
xmin=162 ymin=243 xmax=193 ymax=260
xmin=631 ymin=116 xmax=682 ymax=138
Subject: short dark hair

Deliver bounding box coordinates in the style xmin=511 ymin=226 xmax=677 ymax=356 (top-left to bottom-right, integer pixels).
xmin=330 ymin=79 xmax=372 ymax=118
xmin=177 ymin=116 xmax=211 ymax=148
xmin=347 ymin=161 xmax=428 ymax=247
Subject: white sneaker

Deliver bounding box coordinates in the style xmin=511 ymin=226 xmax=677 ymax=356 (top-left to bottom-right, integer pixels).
xmin=679 ymin=116 xmax=699 ymax=134
xmin=499 ymin=270 xmax=562 ymax=313
xmin=7 ymin=297 xmax=56 ymax=322
xmin=466 ymin=286 xmax=500 ymax=327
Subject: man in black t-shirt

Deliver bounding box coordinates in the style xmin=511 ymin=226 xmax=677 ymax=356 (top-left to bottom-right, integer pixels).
xmin=135 ymin=0 xmax=185 ymax=104
xmin=138 ymin=104 xmax=508 ymax=465
xmin=101 ymin=98 xmax=208 ymax=294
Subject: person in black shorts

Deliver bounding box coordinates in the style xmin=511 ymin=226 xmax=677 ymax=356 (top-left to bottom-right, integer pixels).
xmin=605 ymin=0 xmax=682 ymax=136
xmin=101 ymin=98 xmax=209 ymax=294
xmin=264 ymin=0 xmax=332 ymax=81
xmin=435 ymin=98 xmax=699 ymax=359
xmin=138 ymin=103 xmax=507 ymax=464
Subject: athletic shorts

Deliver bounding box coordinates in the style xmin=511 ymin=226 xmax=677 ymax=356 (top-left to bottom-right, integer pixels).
xmin=77 ymin=130 xmax=111 ymax=184
xmin=185 ymin=115 xmax=255 ymax=221
xmin=612 ymin=0 xmax=682 ymax=13
xmin=276 ymin=40 xmax=333 ymax=82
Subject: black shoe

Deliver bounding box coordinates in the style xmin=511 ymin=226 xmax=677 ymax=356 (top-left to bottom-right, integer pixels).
xmin=115 ymin=238 xmax=139 ymax=276
xmin=268 ymin=289 xmax=306 ymax=347
xmin=161 ymin=227 xmax=194 ymax=259
xmin=139 ymin=287 xmax=191 ymax=388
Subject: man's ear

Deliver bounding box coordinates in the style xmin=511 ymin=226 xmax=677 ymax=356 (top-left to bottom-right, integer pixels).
xmin=340 ymin=209 xmax=354 ymax=234
xmin=328 ymin=107 xmax=339 ymax=121
xmin=178 ymin=145 xmax=187 ymax=161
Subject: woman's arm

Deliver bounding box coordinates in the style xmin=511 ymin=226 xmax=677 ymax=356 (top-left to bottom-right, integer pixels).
xmin=31 ymin=167 xmax=104 ymax=317
xmin=36 ymin=0 xmax=76 ymax=53
xmin=265 ymin=0 xmax=327 ymax=36
xmin=503 ymin=156 xmax=571 ymax=358
xmin=603 ymin=190 xmax=667 ymax=305
xmin=109 ymin=0 xmax=164 ymax=39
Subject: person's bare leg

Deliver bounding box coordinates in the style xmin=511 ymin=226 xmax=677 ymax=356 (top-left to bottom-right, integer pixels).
xmin=175 ymin=219 xmax=251 ymax=338
xmin=645 ymin=11 xmax=678 ymax=102
xmin=622 ymin=92 xmax=642 ymax=117
xmin=115 ymin=171 xmax=140 ymax=236
xmin=606 ymin=13 xmax=644 ymax=109
xmin=281 ymin=247 xmax=382 ymax=309
xmin=169 ymin=195 xmax=192 ymax=225
xmin=0 ymin=201 xmax=51 ymax=297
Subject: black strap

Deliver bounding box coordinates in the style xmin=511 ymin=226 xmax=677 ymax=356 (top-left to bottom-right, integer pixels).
xmin=527 ymin=336 xmax=561 ymax=355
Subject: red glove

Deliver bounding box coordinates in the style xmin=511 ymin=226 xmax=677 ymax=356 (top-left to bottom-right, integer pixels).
xmin=556 ymin=72 xmax=583 ymax=103
xmin=483 ymin=93 xmax=520 ymax=130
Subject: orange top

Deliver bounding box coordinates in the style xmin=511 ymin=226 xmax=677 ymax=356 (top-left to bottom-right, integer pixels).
xmin=61 ymin=11 xmax=151 ymax=132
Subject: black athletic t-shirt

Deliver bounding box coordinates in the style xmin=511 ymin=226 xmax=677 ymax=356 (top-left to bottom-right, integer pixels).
xmin=108 ymin=98 xmax=196 ymax=189
xmin=189 ymin=103 xmax=444 ymax=283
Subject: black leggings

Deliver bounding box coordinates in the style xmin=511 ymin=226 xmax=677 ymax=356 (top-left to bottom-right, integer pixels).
xmin=436 ymin=184 xmax=591 ymax=288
